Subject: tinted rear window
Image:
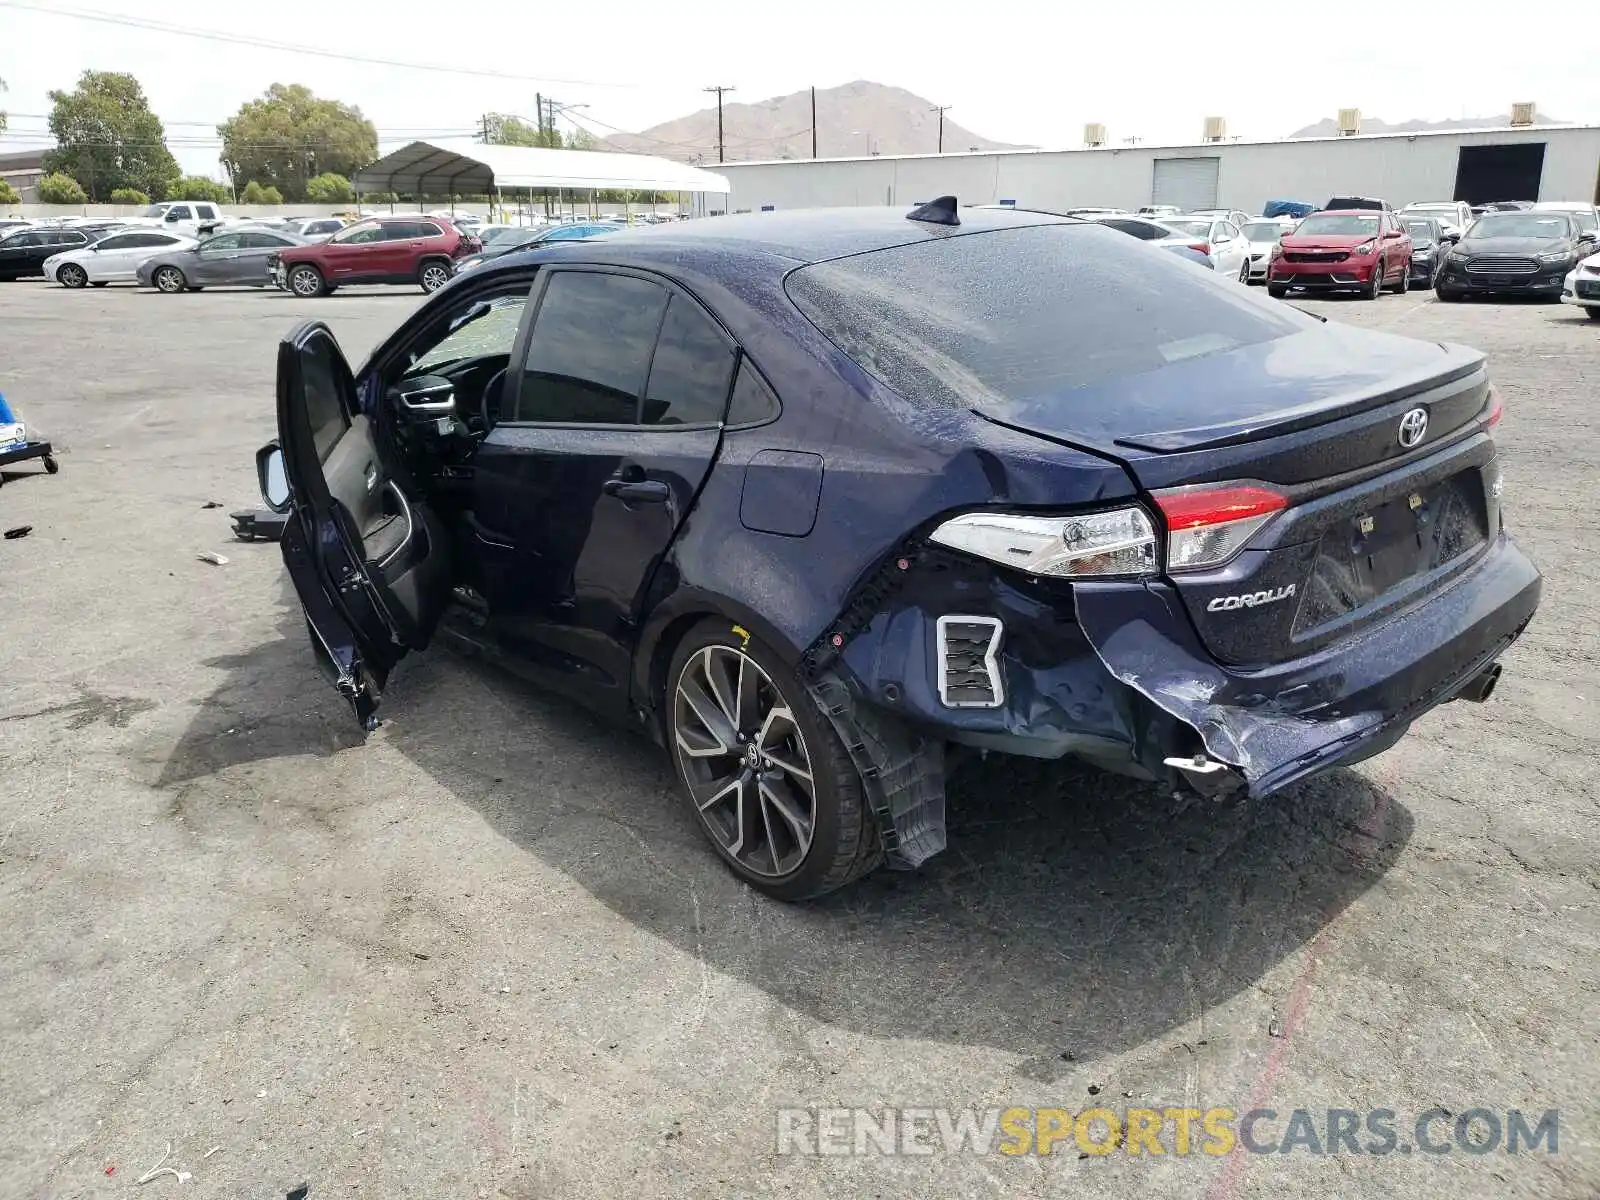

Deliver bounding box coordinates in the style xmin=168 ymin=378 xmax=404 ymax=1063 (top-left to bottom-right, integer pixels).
xmin=784 ymin=224 xmax=1307 ymax=410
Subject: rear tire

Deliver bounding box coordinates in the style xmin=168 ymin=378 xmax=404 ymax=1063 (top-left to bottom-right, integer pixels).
xmin=665 ymin=620 xmax=881 ymax=900
xmin=58 ymin=263 xmax=88 ymax=289
xmin=1388 ymin=261 xmax=1408 ymax=294
xmin=1267 ymin=282 xmax=1288 ymax=298
xmin=1587 ymin=307 xmax=1600 ymax=321
xmin=287 ymin=264 xmax=326 ymax=297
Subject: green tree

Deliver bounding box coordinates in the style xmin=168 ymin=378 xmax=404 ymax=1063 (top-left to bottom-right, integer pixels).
xmin=218 ymin=84 xmax=377 ymax=202
xmin=109 ymin=186 xmax=150 ymax=206
xmin=241 ymin=180 xmax=267 ymax=203
xmin=42 ymin=71 xmax=181 ymax=201
xmin=37 ymin=172 xmax=88 ymax=204
xmin=484 ymin=114 xmax=569 ymax=150
xmin=0 ymin=180 xmax=20 ymax=206
xmin=304 ymin=172 xmax=352 ymax=204
xmin=170 ymin=175 xmax=230 ymax=203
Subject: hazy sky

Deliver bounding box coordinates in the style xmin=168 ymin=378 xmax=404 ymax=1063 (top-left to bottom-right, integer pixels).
xmin=2 ymin=0 xmax=1596 ymax=178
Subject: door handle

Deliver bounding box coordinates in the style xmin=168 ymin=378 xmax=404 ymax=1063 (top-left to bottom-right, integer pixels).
xmin=602 ymin=478 xmax=670 ymax=503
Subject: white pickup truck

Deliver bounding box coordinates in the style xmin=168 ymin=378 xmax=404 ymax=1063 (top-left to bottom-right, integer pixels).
xmin=126 ymin=201 xmax=229 ymax=238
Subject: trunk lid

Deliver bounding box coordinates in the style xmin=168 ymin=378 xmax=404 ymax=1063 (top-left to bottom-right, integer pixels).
xmin=979 ymin=326 xmax=1497 ymax=667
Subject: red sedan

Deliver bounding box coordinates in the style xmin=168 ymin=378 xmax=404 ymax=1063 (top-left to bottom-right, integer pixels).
xmin=1267 ymin=209 xmax=1413 ymax=300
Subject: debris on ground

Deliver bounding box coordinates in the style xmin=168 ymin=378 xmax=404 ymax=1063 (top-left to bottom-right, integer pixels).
xmin=4 ymin=526 xmax=31 ymax=540
xmin=134 ymin=1142 xmax=192 ymax=1186
xmin=286 ymin=1184 xmax=310 ymax=1200
xmin=1268 ymin=1017 xmax=1285 ymax=1038
xmin=203 ymin=1146 xmax=221 ymax=1159
xmin=196 ymin=551 xmax=229 ymax=566
xmin=201 ymin=501 xmax=223 ymax=509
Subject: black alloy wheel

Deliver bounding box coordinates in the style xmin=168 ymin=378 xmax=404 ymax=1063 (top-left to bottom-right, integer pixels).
xmin=667 ymin=621 xmax=879 ymax=900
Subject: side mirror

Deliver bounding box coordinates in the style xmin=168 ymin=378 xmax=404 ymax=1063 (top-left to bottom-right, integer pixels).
xmin=257 ymin=443 xmax=291 ymax=512
xmin=165 ymin=212 xmax=181 ymax=223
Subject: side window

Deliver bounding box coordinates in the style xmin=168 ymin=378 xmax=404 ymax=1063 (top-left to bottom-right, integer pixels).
xmin=417 ymin=221 xmax=444 ymax=238
xmin=726 ymin=357 xmax=781 ymax=426
xmin=202 ymin=234 xmax=242 ymax=251
xmin=642 ymin=296 xmax=736 ymax=426
xmin=196 ymin=205 xmax=217 ymax=219
xmin=514 ymin=271 xmax=668 ymax=425
xmin=303 ymin=337 xmax=350 ymax=463
xmin=167 ymin=205 xmax=192 ymax=221
xmin=61 ymin=231 xmax=89 ymax=246
xmin=142 ymin=233 xmax=179 ymax=247
xmin=97 ymin=235 xmax=135 ymax=250
xmin=241 ymin=232 xmax=286 ymax=248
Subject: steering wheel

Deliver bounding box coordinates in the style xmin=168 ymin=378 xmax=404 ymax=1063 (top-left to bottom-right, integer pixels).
xmin=473 ymin=367 xmax=508 ymax=434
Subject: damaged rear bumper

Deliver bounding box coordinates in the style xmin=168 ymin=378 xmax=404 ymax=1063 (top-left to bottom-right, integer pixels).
xmin=811 ymin=531 xmax=1539 ymax=859
xmin=1072 ymin=531 xmax=1540 ymax=797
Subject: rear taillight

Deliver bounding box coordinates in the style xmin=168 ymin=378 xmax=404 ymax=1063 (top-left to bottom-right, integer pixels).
xmin=928 ymin=507 xmax=1159 ymax=579
xmin=1190 ymin=242 xmax=1211 ymax=255
xmin=1486 ymin=386 xmax=1504 ymax=426
xmin=1154 ymin=483 xmax=1288 ymax=573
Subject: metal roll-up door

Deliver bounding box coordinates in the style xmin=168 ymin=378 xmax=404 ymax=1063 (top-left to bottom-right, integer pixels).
xmin=1152 ymin=157 xmax=1221 ymax=211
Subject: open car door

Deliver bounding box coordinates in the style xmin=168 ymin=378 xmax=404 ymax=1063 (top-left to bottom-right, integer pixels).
xmin=268 ymin=321 xmax=454 ymax=729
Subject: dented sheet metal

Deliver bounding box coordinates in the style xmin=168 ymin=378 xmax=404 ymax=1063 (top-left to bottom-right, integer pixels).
xmin=1073 ymin=535 xmax=1541 ymax=797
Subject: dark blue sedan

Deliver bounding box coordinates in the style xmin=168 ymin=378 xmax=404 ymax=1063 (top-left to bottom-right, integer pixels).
xmin=259 ymin=202 xmax=1540 ymax=899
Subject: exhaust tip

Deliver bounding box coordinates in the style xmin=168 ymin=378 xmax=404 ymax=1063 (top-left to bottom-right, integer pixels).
xmin=1455 ymin=662 xmax=1502 ymax=704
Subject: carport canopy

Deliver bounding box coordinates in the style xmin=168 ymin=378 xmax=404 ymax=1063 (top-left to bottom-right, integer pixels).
xmin=353 ymin=139 xmax=731 ymax=196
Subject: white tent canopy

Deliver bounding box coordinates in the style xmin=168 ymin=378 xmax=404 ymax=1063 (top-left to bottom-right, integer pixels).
xmin=353 ymin=139 xmax=731 ymax=197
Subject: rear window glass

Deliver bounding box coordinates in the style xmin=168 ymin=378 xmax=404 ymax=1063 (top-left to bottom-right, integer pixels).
xmin=784 ymin=224 xmax=1307 ymax=410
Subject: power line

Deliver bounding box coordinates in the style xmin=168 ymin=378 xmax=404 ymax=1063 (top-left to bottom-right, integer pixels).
xmin=0 ymin=0 xmax=642 ymax=88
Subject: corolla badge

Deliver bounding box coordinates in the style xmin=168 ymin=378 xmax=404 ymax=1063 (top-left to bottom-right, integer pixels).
xmin=1207 ymin=584 xmax=1297 ymax=612
xmin=1397 ymin=407 xmax=1429 ymax=449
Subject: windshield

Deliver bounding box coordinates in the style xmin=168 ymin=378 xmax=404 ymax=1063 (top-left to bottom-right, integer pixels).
xmin=1165 ymin=219 xmax=1213 ymax=238
xmin=1538 ymin=208 xmax=1597 ymax=234
xmin=1468 ymin=214 xmax=1572 ymax=239
xmin=407 ymin=294 xmax=528 ymax=375
xmin=1402 ymin=221 xmax=1438 ymax=243
xmin=785 ymin=224 xmax=1308 ymax=417
xmin=1296 ymin=214 xmax=1380 ymax=236
xmin=1241 ymin=222 xmax=1288 ymax=242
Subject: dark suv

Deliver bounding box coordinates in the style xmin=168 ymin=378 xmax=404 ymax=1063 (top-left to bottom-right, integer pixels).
xmin=268 ymin=216 xmax=480 ymax=296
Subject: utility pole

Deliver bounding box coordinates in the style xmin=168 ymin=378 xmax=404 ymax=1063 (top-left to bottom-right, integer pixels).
xmin=930 ymin=104 xmax=951 ymax=153
xmin=811 ymin=86 xmax=817 ymax=158
xmin=535 ymin=92 xmax=544 ymax=141
xmin=704 ymin=85 xmax=735 ymax=163
xmin=481 ymin=113 xmax=492 ymax=144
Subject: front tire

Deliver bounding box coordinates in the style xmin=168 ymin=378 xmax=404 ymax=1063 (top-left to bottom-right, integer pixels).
xmin=1437 ymin=286 xmax=1462 ymax=302
xmin=1587 ymin=307 xmax=1600 ymax=321
xmin=58 ymin=263 xmax=88 ymax=289
xmin=666 ymin=621 xmax=880 ymax=900
xmin=1237 ymin=258 xmax=1250 ymax=283
xmin=1267 ymin=282 xmax=1288 ymax=298
xmin=287 ymin=264 xmax=326 ymax=297
xmin=418 ymin=260 xmax=452 ymax=294
xmin=153 ymin=265 xmax=187 ymax=294
xmin=1364 ymin=262 xmax=1385 ymax=300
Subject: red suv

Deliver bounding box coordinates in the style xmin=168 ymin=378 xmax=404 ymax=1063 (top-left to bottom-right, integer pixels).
xmin=1267 ymin=209 xmax=1412 ymax=300
xmin=269 ymin=216 xmax=480 ymax=297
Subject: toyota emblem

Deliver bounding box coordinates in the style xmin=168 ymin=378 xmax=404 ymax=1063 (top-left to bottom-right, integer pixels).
xmin=1397 ymin=407 xmax=1429 ymax=449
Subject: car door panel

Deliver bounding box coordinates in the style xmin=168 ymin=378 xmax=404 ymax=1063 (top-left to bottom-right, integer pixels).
xmin=274 ymin=321 xmax=455 ymax=727
xmin=470 ymin=269 xmax=732 ymax=714
xmin=474 ymin=425 xmax=721 ymax=711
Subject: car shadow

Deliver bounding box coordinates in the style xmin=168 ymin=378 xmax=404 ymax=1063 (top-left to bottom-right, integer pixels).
xmin=154 ymin=607 xmax=1411 ymax=1067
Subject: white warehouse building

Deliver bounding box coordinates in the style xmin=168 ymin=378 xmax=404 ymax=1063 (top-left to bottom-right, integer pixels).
xmin=717 ymin=124 xmax=1600 ymax=216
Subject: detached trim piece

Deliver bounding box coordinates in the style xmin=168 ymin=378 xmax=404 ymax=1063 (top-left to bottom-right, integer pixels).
xmin=809 ymin=674 xmax=947 ymax=869
xmin=936 ymin=615 xmax=1005 ymax=708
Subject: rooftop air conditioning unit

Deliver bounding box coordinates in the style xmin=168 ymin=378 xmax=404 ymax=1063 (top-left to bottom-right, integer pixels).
xmin=1338 ymin=108 xmax=1362 ymax=136
xmin=1510 ymin=102 xmax=1536 ymax=126
xmin=1084 ymin=123 xmax=1107 ymax=148
xmin=1202 ymin=116 xmax=1226 ymax=143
